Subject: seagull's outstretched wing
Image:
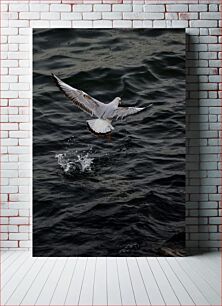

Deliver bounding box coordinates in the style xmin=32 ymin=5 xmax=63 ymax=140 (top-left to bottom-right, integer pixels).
xmin=52 ymin=74 xmax=105 ymax=117
xmin=113 ymin=106 xmax=149 ymax=120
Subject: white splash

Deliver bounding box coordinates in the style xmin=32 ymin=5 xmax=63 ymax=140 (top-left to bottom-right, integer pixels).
xmin=55 ymin=150 xmax=94 ymax=174
xmin=76 ymin=153 xmax=94 ymax=172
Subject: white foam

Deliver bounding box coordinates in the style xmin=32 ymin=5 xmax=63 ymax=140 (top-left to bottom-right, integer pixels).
xmin=55 ymin=150 xmax=94 ymax=174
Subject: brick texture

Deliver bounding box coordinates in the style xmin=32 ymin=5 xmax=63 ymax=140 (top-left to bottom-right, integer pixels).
xmin=0 ymin=0 xmax=221 ymax=252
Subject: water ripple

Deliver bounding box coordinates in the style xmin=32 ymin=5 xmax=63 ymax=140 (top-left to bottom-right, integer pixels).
xmin=33 ymin=29 xmax=186 ymax=256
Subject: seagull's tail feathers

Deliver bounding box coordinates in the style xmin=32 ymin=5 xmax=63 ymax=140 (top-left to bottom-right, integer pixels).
xmin=87 ymin=119 xmax=114 ymax=135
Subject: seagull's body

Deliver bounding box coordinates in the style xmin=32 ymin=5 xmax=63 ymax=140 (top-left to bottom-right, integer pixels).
xmin=52 ymin=74 xmax=151 ymax=135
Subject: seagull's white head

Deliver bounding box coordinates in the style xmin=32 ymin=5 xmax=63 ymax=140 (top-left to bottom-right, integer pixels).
xmin=113 ymin=97 xmax=121 ymax=106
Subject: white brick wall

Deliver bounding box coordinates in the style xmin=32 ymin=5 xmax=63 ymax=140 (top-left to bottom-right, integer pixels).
xmin=1 ymin=0 xmax=221 ymax=252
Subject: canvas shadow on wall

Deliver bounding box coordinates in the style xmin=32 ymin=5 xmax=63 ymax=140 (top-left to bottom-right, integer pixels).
xmin=33 ymin=28 xmax=186 ymax=257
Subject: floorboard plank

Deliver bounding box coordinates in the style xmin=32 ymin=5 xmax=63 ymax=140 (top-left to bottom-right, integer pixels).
xmin=93 ymin=257 xmax=107 ymax=305
xmin=2 ymin=252 xmax=23 ymax=274
xmin=65 ymin=257 xmax=87 ymax=306
xmin=167 ymin=257 xmax=210 ymax=305
xmin=157 ymin=258 xmax=195 ymax=305
xmin=137 ymin=257 xmax=165 ymax=305
xmin=21 ymin=258 xmax=56 ymax=305
xmin=127 ymin=257 xmax=150 ymax=305
xmin=50 ymin=257 xmax=77 ymax=305
xmin=0 ymin=251 xmax=10 ymax=261
xmin=0 ymin=251 xmax=15 ymax=264
xmin=147 ymin=258 xmax=179 ymax=305
xmin=117 ymin=257 xmax=136 ymax=305
xmin=107 ymin=257 xmax=122 ymax=306
xmin=195 ymin=253 xmax=219 ymax=274
xmin=176 ymin=257 xmax=220 ymax=305
xmin=2 ymin=256 xmax=37 ymax=305
xmin=5 ymin=258 xmax=46 ymax=306
xmin=188 ymin=256 xmax=220 ymax=293
xmin=35 ymin=258 xmax=67 ymax=306
xmin=2 ymin=253 xmax=30 ymax=289
xmin=78 ymin=257 xmax=96 ymax=306
xmin=1 ymin=251 xmax=220 ymax=306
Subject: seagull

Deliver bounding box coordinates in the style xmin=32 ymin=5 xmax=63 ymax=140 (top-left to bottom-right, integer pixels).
xmin=52 ymin=74 xmax=152 ymax=135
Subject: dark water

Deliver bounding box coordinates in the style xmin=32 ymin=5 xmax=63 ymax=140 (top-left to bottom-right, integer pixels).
xmin=33 ymin=29 xmax=185 ymax=257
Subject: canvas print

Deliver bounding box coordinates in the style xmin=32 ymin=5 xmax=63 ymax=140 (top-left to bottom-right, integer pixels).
xmin=33 ymin=29 xmax=186 ymax=257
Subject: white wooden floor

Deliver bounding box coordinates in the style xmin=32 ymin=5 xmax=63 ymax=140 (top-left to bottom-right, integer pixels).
xmin=1 ymin=251 xmax=220 ymax=306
